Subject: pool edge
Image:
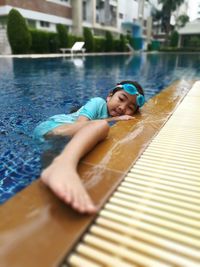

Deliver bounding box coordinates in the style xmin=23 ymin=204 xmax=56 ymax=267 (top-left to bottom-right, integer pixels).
xmin=0 ymin=79 xmax=195 ymax=267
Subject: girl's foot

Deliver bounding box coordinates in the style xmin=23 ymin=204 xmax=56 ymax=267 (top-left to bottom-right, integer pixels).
xmin=41 ymin=158 xmax=97 ymax=214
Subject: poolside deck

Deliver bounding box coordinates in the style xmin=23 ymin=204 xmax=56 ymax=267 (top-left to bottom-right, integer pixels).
xmin=0 ymin=80 xmax=199 ymax=267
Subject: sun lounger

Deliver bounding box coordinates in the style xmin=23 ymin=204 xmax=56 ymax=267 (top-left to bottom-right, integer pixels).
xmin=60 ymin=42 xmax=86 ymax=56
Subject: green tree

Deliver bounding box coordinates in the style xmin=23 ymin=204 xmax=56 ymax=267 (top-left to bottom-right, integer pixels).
xmin=176 ymin=14 xmax=189 ymax=28
xmin=7 ymin=9 xmax=31 ymax=54
xmin=158 ymin=0 xmax=184 ymax=41
xmin=56 ymin=24 xmax=68 ymax=48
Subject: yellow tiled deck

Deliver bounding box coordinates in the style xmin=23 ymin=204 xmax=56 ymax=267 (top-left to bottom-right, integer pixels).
xmin=0 ymin=80 xmax=199 ymax=267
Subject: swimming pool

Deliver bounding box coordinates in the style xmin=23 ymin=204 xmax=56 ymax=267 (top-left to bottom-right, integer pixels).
xmin=1 ymin=53 xmax=200 ymax=204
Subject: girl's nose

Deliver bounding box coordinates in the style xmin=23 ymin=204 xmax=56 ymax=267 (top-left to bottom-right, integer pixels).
xmin=119 ymin=104 xmax=126 ymax=112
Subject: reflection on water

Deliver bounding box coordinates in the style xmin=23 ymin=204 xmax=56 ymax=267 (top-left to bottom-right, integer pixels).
xmin=0 ymin=53 xmax=200 ymax=203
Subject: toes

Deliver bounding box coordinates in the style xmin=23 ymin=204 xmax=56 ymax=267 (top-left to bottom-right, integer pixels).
xmin=71 ymin=190 xmax=86 ymax=213
xmin=71 ymin=191 xmax=97 ymax=214
xmin=63 ymin=190 xmax=72 ymax=203
xmin=51 ymin=184 xmax=72 ymax=204
xmin=40 ymin=169 xmax=97 ymax=214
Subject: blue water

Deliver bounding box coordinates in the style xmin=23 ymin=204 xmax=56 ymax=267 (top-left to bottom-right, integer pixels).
xmin=0 ymin=53 xmax=200 ymax=204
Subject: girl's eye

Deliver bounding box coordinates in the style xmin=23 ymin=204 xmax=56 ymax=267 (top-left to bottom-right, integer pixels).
xmin=119 ymin=97 xmax=124 ymax=101
xmin=129 ymin=106 xmax=135 ymax=111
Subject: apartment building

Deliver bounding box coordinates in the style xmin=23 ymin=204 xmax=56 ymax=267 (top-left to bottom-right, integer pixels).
xmin=84 ymin=0 xmax=153 ymax=37
xmin=0 ymin=0 xmax=72 ymax=32
xmin=82 ymin=0 xmax=155 ymax=50
xmin=0 ymin=0 xmax=155 ymax=53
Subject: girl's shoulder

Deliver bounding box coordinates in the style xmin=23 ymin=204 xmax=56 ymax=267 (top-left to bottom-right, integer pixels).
xmin=89 ymin=97 xmax=106 ymax=104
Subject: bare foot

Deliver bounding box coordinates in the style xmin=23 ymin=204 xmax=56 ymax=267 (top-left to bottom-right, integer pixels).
xmin=41 ymin=158 xmax=97 ymax=214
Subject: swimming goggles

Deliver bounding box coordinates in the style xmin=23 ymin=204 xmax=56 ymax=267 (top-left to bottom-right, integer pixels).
xmin=117 ymin=83 xmax=145 ymax=107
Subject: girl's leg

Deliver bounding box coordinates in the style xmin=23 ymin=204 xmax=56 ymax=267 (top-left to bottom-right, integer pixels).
xmin=41 ymin=120 xmax=109 ymax=214
xmin=46 ymin=120 xmax=92 ymax=137
xmin=41 ymin=121 xmax=92 ymax=168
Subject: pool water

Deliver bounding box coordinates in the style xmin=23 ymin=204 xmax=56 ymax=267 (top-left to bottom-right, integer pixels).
xmin=1 ymin=53 xmax=200 ymax=204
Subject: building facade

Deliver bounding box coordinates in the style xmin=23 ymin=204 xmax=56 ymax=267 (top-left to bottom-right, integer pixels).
xmin=178 ymin=0 xmax=200 ymax=48
xmin=0 ymin=0 xmax=72 ymax=32
xmin=0 ymin=0 xmax=156 ymax=53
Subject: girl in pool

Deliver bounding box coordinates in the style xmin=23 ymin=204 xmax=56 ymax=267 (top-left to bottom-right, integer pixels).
xmin=34 ymin=80 xmax=145 ymax=214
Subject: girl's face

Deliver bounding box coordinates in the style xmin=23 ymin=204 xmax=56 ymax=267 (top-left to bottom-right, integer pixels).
xmin=107 ymin=90 xmax=137 ymax=117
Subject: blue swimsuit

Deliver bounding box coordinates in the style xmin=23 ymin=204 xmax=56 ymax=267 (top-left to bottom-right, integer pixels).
xmin=33 ymin=97 xmax=109 ymax=142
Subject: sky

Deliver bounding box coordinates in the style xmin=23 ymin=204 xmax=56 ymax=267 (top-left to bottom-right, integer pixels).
xmin=187 ymin=0 xmax=199 ymax=20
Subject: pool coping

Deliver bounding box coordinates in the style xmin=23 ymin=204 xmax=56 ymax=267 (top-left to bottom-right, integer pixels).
xmin=0 ymin=79 xmax=195 ymax=267
xmin=0 ymin=51 xmax=133 ymax=58
xmin=1 ymin=51 xmax=200 ymax=59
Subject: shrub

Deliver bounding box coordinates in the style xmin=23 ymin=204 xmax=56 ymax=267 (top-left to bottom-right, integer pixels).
xmin=83 ymin=27 xmax=94 ymax=52
xmin=189 ymin=36 xmax=200 ymax=47
xmin=48 ymin=32 xmax=59 ymax=53
xmin=7 ymin=9 xmax=32 ymax=54
xmin=29 ymin=29 xmax=49 ymax=53
xmin=119 ymin=34 xmax=127 ymax=52
xmin=170 ymin=30 xmax=179 ymax=47
xmin=105 ymin=31 xmax=113 ymax=52
xmin=29 ymin=29 xmax=59 ymax=53
xmin=94 ymin=37 xmax=105 ymax=52
xmin=56 ymin=24 xmax=68 ymax=48
xmin=114 ymin=39 xmax=121 ymax=52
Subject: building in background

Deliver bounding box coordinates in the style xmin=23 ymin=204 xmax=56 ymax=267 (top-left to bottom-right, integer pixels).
xmin=0 ymin=0 xmax=185 ymax=54
xmin=0 ymin=0 xmax=72 ymax=32
xmin=0 ymin=0 xmax=73 ymax=53
xmin=177 ymin=0 xmax=200 ymax=47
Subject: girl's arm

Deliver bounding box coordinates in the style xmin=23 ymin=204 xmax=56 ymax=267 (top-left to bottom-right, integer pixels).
xmin=77 ymin=115 xmax=135 ymax=123
xmin=77 ymin=116 xmax=90 ymax=122
xmin=105 ymin=115 xmax=135 ymax=122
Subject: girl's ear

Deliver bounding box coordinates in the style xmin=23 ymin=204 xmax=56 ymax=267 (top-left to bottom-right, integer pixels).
xmin=106 ymin=94 xmax=112 ymax=102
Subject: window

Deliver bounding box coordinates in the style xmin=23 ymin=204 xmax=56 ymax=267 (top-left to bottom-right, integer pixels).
xmin=46 ymin=0 xmax=71 ymax=6
xmin=83 ymin=1 xmax=87 ymax=21
xmin=119 ymin=13 xmax=123 ymax=19
xmin=27 ymin=19 xmax=36 ymax=28
xmin=40 ymin=21 xmax=50 ymax=27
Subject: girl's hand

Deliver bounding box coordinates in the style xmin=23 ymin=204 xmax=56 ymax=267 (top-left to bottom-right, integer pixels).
xmin=117 ymin=115 xmax=135 ymax=121
xmin=106 ymin=115 xmax=135 ymax=122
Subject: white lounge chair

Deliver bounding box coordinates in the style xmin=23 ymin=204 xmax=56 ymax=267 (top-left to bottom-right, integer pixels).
xmin=60 ymin=42 xmax=86 ymax=56
xmin=126 ymin=43 xmax=134 ymax=53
